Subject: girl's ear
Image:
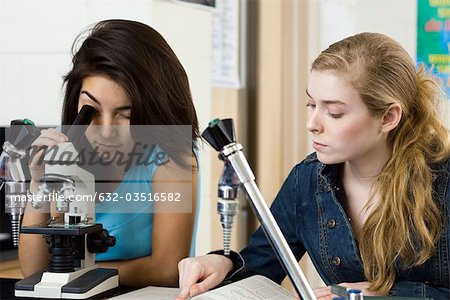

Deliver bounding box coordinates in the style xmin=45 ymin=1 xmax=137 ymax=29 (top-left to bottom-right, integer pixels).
xmin=381 ymin=103 xmax=402 ymax=133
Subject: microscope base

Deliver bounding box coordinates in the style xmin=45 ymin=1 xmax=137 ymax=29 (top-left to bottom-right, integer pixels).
xmin=15 ymin=266 xmax=118 ymax=299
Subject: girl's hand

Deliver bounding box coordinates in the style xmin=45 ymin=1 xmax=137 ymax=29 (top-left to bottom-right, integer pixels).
xmin=176 ymin=254 xmax=233 ymax=300
xmin=313 ymin=281 xmax=383 ymax=300
xmin=28 ymin=128 xmax=68 ymax=182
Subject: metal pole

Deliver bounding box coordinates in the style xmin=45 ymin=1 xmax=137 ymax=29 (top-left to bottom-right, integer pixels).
xmin=222 ymin=143 xmax=316 ymax=300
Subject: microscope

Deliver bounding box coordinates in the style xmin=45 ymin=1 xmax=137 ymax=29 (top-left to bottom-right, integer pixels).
xmin=1 ymin=106 xmax=119 ymax=299
xmin=202 ymin=118 xmax=316 ymax=300
xmin=0 ymin=119 xmax=40 ymax=247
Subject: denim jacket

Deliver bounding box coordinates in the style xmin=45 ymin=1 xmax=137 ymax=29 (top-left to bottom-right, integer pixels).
xmin=233 ymin=153 xmax=450 ymax=299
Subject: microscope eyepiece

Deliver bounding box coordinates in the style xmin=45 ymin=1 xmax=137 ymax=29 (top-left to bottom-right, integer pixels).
xmin=8 ymin=119 xmax=41 ymax=150
xmin=202 ymin=118 xmax=236 ymax=151
xmin=66 ymin=105 xmax=97 ymax=148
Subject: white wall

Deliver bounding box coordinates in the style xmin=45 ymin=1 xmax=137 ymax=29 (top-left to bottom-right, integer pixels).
xmin=0 ymin=0 xmax=158 ymax=125
xmin=0 ymin=0 xmax=213 ymax=254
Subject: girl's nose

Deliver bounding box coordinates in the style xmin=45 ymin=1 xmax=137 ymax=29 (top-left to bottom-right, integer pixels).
xmin=95 ymin=114 xmax=119 ymax=139
xmin=306 ymin=110 xmax=322 ymax=134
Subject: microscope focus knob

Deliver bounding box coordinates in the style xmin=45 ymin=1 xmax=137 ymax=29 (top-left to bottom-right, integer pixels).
xmin=87 ymin=229 xmax=116 ymax=253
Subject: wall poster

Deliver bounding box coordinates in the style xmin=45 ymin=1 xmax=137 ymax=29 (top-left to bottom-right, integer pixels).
xmin=417 ymin=0 xmax=450 ymax=98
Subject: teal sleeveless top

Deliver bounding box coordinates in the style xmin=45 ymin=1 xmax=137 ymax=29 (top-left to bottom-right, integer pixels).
xmin=95 ymin=151 xmax=200 ymax=261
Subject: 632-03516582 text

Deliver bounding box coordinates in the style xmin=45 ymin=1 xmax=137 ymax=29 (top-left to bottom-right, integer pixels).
xmin=97 ymin=192 xmax=181 ymax=202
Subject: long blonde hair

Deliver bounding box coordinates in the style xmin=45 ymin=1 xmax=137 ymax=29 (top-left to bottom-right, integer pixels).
xmin=312 ymin=32 xmax=450 ymax=294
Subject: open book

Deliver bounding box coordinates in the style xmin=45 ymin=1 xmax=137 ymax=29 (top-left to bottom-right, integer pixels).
xmin=109 ymin=275 xmax=294 ymax=300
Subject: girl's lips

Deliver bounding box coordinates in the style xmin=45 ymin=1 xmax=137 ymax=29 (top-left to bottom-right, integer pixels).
xmin=312 ymin=141 xmax=327 ymax=151
xmin=95 ymin=142 xmax=122 ymax=149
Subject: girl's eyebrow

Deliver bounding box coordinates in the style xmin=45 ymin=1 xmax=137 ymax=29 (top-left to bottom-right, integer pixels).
xmin=305 ymin=89 xmax=346 ymax=105
xmin=81 ymin=91 xmax=131 ymax=111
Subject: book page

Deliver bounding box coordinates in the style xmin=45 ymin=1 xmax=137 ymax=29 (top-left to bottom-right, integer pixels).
xmin=109 ymin=285 xmax=180 ymax=300
xmin=109 ymin=275 xmax=293 ymax=299
xmin=193 ymin=275 xmax=294 ymax=300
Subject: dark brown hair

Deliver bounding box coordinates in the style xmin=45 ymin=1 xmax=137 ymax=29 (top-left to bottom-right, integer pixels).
xmin=62 ymin=19 xmax=199 ymax=136
xmin=62 ymin=19 xmax=199 ymax=166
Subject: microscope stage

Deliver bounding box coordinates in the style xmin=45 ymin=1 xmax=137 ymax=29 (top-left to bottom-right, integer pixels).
xmin=20 ymin=223 xmax=102 ymax=236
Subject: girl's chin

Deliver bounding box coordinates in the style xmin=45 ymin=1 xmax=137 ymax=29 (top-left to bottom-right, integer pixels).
xmin=316 ymin=153 xmax=343 ymax=165
xmin=97 ymin=151 xmax=119 ymax=159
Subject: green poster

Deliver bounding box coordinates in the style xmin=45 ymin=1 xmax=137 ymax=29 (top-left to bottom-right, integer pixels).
xmin=417 ymin=0 xmax=450 ymax=98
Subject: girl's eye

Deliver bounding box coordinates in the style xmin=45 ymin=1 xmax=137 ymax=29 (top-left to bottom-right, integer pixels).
xmin=306 ymin=102 xmax=316 ymax=108
xmin=328 ymin=112 xmax=343 ymax=119
xmin=118 ymin=114 xmax=131 ymax=120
